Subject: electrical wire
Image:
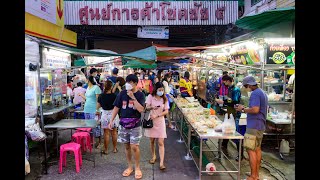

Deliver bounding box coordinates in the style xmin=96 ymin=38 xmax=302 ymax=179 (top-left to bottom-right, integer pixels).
xmin=261 ymin=158 xmax=288 ymax=180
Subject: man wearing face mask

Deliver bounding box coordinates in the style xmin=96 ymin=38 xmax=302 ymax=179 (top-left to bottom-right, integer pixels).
xmin=89 ymin=68 xmax=102 ymax=89
xmin=215 ymin=75 xmax=244 ymax=161
xmin=108 ymin=74 xmax=145 ymax=179
xmin=235 ymin=76 xmax=268 ymax=180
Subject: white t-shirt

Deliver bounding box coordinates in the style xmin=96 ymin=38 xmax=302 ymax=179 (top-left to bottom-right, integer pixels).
xmin=162 ymin=81 xmax=170 ymax=94
xmin=288 ymin=74 xmax=295 ymax=85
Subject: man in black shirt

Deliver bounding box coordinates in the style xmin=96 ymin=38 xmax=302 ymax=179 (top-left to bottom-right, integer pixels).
xmin=108 ymin=74 xmax=145 ymax=179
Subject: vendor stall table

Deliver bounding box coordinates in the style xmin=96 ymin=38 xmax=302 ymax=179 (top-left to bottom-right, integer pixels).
xmin=43 ymin=103 xmax=77 ymax=116
xmin=172 ymin=97 xmax=244 ymax=180
xmin=43 ymin=119 xmax=98 ymax=173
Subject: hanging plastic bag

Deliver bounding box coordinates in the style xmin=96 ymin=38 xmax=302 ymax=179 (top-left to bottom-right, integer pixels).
xmin=25 ymin=123 xmax=47 ymax=141
xmin=222 ymin=113 xmax=236 ymax=134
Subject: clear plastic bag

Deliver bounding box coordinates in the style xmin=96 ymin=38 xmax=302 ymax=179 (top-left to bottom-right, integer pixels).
xmin=221 ymin=113 xmax=236 ymax=134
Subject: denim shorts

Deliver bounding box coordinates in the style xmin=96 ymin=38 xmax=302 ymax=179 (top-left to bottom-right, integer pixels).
xmin=118 ymin=125 xmax=142 ymax=145
xmin=84 ymin=113 xmax=103 ymax=137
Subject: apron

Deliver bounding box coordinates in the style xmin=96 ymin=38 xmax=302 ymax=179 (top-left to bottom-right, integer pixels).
xmin=101 ymin=109 xmax=119 ymax=129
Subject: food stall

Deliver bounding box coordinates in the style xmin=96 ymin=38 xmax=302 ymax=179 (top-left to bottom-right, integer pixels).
xmin=198 ymin=37 xmax=295 ymax=158
xmin=170 ymin=95 xmax=243 ymax=180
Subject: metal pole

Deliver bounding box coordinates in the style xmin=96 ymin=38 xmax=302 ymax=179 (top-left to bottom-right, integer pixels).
xmin=238 ymin=139 xmax=242 ymax=180
xmin=85 ymin=38 xmax=88 ymax=50
xmin=38 ymin=46 xmax=48 ymax=174
xmin=290 ymin=82 xmax=295 ymax=133
xmin=199 ymin=137 xmax=203 ymax=180
xmin=283 ymin=70 xmax=287 ymax=101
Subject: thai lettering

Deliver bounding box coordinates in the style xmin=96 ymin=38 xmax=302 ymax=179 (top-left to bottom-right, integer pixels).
xmin=141 ymin=2 xmax=153 ymax=20
xmin=122 ymin=8 xmax=130 ymax=20
xmin=270 ymin=44 xmax=290 ymax=51
xmin=167 ymin=8 xmax=176 ymax=20
xmin=216 ymin=7 xmax=225 ymax=20
xmin=89 ymin=8 xmax=100 ymax=20
xmin=79 ymin=6 xmax=89 ymax=25
xmin=178 ymin=9 xmax=188 ymax=20
xmin=112 ymin=8 xmax=121 ymax=20
xmin=190 ymin=2 xmax=202 ymax=20
xmin=131 ymin=8 xmax=139 ymax=20
xmin=152 ymin=8 xmax=160 ymax=20
xmin=101 ymin=3 xmax=112 ymax=20
xmin=78 ymin=2 xmax=215 ymax=24
xmin=200 ymin=8 xmax=209 ymax=20
xmin=160 ymin=2 xmax=171 ymax=20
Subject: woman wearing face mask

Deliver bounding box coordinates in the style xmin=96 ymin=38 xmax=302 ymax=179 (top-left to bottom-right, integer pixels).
xmin=144 ymin=82 xmax=169 ymax=170
xmin=162 ymin=74 xmax=174 ymax=129
xmin=79 ymin=76 xmax=102 ymax=148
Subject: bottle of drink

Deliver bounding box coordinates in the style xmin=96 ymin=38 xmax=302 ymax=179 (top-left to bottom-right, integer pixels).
xmin=68 ymin=96 xmax=72 ymax=106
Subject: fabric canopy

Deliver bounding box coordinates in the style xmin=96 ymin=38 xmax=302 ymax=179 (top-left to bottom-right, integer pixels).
xmin=40 ymin=42 xmax=156 ymax=64
xmin=123 ymin=60 xmax=157 ymax=69
xmin=235 ymin=7 xmax=295 ymax=30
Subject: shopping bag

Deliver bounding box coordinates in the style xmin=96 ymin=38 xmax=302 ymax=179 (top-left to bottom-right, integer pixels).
xmin=221 ymin=113 xmax=236 ymax=134
xmin=142 ymin=109 xmax=153 ymax=128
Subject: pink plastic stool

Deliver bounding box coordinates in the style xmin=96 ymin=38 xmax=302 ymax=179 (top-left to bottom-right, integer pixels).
xmin=72 ymin=132 xmax=92 ymax=153
xmin=59 ymin=142 xmax=82 ymax=173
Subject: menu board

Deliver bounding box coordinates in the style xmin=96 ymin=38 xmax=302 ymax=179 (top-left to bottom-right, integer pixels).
xmin=267 ymin=43 xmax=295 ymax=65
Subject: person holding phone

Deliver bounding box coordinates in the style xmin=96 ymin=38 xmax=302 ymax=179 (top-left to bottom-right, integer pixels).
xmin=144 ymin=82 xmax=169 ymax=170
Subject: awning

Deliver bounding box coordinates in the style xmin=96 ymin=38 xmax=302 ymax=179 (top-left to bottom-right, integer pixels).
xmin=123 ymin=60 xmax=157 ymax=69
xmin=40 ymin=41 xmax=156 ymax=65
xmin=235 ymin=7 xmax=295 ymax=30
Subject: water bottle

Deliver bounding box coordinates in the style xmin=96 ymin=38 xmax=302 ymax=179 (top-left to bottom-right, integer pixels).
xmin=68 ymin=96 xmax=72 ymax=106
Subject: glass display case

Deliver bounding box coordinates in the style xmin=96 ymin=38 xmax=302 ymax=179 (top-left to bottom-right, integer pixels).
xmin=40 ymin=69 xmax=67 ymax=107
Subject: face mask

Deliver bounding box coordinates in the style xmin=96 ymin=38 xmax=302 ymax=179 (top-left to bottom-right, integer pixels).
xmin=125 ymin=83 xmax=133 ymax=91
xmin=145 ymin=77 xmax=149 ymax=80
xmin=157 ymin=91 xmax=164 ymax=96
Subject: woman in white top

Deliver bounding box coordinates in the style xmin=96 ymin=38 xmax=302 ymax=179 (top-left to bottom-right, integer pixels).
xmin=162 ymin=74 xmax=174 ymax=129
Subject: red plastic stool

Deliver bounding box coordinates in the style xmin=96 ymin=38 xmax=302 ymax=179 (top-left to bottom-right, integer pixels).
xmin=59 ymin=142 xmax=82 ymax=173
xmin=72 ymin=132 xmax=92 ymax=153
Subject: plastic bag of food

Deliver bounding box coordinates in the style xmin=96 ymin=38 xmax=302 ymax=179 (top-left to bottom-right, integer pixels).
xmin=222 ymin=114 xmax=236 ymax=134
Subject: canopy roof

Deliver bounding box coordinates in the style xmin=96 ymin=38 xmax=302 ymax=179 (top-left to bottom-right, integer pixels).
xmin=235 ymin=7 xmax=295 ymax=30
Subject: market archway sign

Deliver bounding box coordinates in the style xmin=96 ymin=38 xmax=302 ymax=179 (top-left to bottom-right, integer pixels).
xmin=64 ymin=1 xmax=239 ymax=25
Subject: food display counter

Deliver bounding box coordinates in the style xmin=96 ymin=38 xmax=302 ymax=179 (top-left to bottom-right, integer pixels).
xmin=171 ymin=96 xmax=243 ymax=180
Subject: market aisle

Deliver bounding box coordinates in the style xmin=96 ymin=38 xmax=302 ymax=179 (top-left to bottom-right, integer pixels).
xmin=38 ymin=127 xmax=201 ymax=180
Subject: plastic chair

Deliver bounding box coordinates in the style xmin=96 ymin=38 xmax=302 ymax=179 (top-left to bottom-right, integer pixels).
xmin=75 ymin=128 xmax=92 ymax=133
xmin=72 ymin=132 xmax=92 ymax=153
xmin=59 ymin=142 xmax=82 ymax=173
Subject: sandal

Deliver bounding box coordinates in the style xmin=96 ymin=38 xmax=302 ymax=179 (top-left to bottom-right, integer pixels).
xmin=101 ymin=150 xmax=108 ymax=155
xmin=135 ymin=169 xmax=143 ymax=179
xmin=149 ymin=158 xmax=156 ymax=164
xmin=122 ymin=168 xmax=134 ymax=177
xmin=113 ymin=148 xmax=118 ymax=153
xmin=159 ymin=165 xmax=166 ymax=170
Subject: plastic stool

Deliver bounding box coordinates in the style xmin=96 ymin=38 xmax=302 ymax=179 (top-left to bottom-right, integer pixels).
xmin=75 ymin=128 xmax=92 ymax=133
xmin=59 ymin=142 xmax=82 ymax=173
xmin=72 ymin=132 xmax=92 ymax=153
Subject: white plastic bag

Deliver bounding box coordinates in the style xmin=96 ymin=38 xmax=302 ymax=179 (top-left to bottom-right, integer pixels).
xmin=26 ymin=123 xmax=47 ymax=141
xmin=206 ymin=162 xmax=216 ymax=175
xmin=222 ymin=113 xmax=236 ymax=134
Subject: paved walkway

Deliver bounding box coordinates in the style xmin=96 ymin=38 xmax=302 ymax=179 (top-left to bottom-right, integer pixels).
xmin=26 ymin=119 xmax=295 ymax=180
